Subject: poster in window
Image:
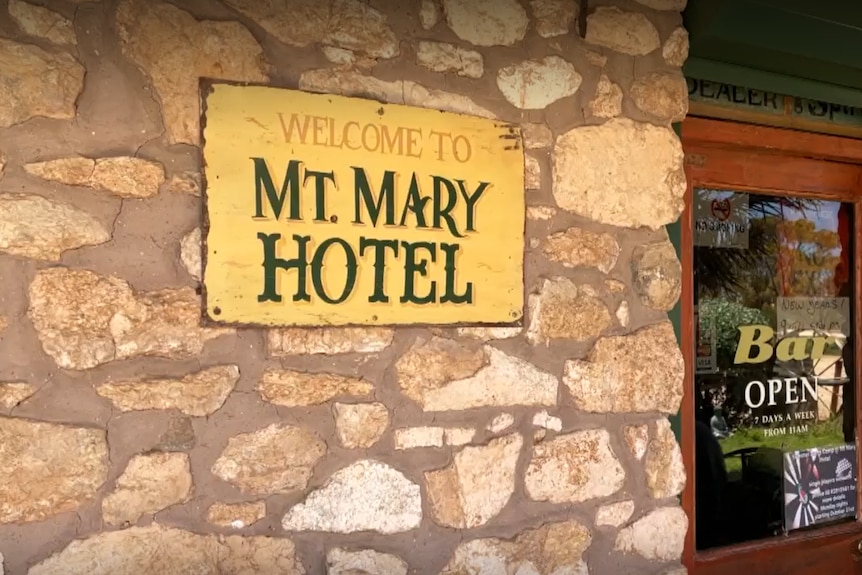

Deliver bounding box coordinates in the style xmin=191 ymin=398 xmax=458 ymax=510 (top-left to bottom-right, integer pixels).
xmin=783 ymin=443 xmax=857 ymax=532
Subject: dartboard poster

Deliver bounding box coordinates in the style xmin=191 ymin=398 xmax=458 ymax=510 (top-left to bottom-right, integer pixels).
xmin=783 ymin=443 xmax=857 ymax=532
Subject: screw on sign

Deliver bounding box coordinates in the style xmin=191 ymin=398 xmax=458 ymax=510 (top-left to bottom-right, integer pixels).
xmin=710 ymin=198 xmax=732 ymax=221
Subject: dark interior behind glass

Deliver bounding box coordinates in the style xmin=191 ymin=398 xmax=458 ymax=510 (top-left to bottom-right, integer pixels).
xmin=693 ymin=189 xmax=857 ymax=550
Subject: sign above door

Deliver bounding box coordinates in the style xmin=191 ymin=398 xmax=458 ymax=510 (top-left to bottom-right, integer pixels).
xmin=687 ymin=77 xmax=862 ymax=139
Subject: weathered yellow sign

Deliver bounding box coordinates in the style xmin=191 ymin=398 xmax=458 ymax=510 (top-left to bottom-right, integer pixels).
xmin=201 ymin=83 xmax=525 ymax=326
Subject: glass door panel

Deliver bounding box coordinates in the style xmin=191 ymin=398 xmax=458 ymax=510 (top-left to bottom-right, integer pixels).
xmin=692 ymin=188 xmax=857 ymax=550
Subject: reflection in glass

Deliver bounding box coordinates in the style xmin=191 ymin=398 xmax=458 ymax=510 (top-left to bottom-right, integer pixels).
xmin=692 ymin=189 xmax=857 ymax=550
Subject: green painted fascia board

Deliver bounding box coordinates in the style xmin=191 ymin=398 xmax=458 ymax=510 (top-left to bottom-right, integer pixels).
xmin=684 ymin=57 xmax=862 ymax=109
xmin=684 ymin=0 xmax=862 ymax=91
xmin=691 ymin=1 xmax=862 ymax=81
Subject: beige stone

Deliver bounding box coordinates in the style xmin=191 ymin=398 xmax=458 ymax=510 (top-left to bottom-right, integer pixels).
xmin=645 ymin=419 xmax=686 ymax=498
xmin=606 ymin=278 xmax=626 ymax=293
xmin=426 ymin=434 xmax=522 ymax=528
xmin=0 ymin=152 xmax=5 ymax=181
xmin=9 ymin=0 xmax=76 ymax=45
xmin=635 ymin=0 xmax=687 ymax=10
xmin=28 ymin=526 xmax=304 ymax=575
xmin=596 ymin=500 xmax=635 ymax=527
xmin=497 ymin=56 xmax=581 ymax=109
xmin=527 ymin=279 xmax=611 ymax=345
xmin=663 ymin=27 xmax=689 ymax=67
xmin=416 ymin=41 xmax=483 ymax=78
xmin=298 ymin=69 xmax=496 ymax=118
xmin=532 ymin=410 xmax=562 ymax=431
xmin=0 ymin=417 xmax=107 ymax=523
xmin=588 ymin=73 xmax=623 ymax=118
xmin=28 ymin=267 xmax=231 ymax=370
xmin=403 ymin=82 xmax=495 ymax=118
xmin=267 ymin=326 xmax=393 ymax=355
xmin=625 ymin=424 xmax=650 ymax=460
xmin=116 ymin=0 xmax=269 ymax=145
xmin=299 ymin=69 xmax=403 ymax=103
xmin=396 ymin=337 xmax=558 ymax=410
xmin=321 ymin=47 xmax=375 ymax=69
xmin=0 ymin=194 xmax=110 ymax=261
xmin=525 ymin=428 xmax=625 ymax=503
xmin=615 ymin=506 xmax=688 ymax=561
xmin=524 ymin=155 xmax=541 ymax=190
xmin=564 ymin=322 xmax=684 ymax=414
xmin=586 ymin=7 xmax=660 ymax=55
xmin=456 ymin=326 xmax=521 ymax=340
xmin=0 ymin=383 xmax=35 ymax=409
xmin=585 ymin=50 xmax=607 ymax=67
xmin=102 ymin=452 xmax=192 ymax=526
xmin=394 ymin=427 xmax=444 ymax=449
xmin=0 ymin=316 xmax=7 ymax=334
xmin=425 ymin=434 xmax=523 ymax=529
xmin=542 ymin=226 xmax=620 ymax=273
xmin=420 ymin=0 xmax=440 ymax=29
xmin=527 ymin=206 xmax=556 ymax=220
xmin=632 ymin=238 xmax=682 ymax=311
xmin=396 ymin=336 xmax=485 ymax=398
xmin=212 ymin=424 xmax=325 ymax=495
xmin=440 ymin=520 xmax=591 ymax=574
xmin=327 ymin=548 xmax=408 ymax=575
xmin=224 ymin=0 xmax=398 ymax=59
xmin=180 ymin=227 xmax=201 ymax=281
xmin=282 ymin=460 xmax=422 ymax=534
xmin=443 ymin=0 xmax=528 ymax=46
xmin=166 ymin=172 xmax=201 ymax=196
xmin=487 ymin=413 xmax=515 ymax=433
xmin=206 ymin=501 xmax=266 ymax=529
xmin=552 ymin=118 xmax=686 ymax=229
xmin=321 ymin=46 xmax=355 ymax=66
xmin=258 ymin=369 xmax=373 ymax=407
xmin=0 ymin=38 xmax=84 ymax=127
xmin=530 ymin=0 xmax=578 ymax=38
xmin=334 ymin=402 xmax=389 ymax=448
xmin=97 ymin=365 xmax=239 ymax=417
xmin=616 ymin=300 xmax=631 ymax=327
xmin=391 ymin=426 xmax=474 ymax=448
xmin=631 ymin=71 xmax=689 ymax=123
xmin=444 ymin=427 xmax=476 ymax=446
xmin=25 ymin=156 xmax=165 ymax=198
xmin=522 ymin=123 xmax=553 ymax=148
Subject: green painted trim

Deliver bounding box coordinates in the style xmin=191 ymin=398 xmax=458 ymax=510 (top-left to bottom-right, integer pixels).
xmin=667 ymin=122 xmax=683 ymax=443
xmin=684 ymin=57 xmax=862 ymax=110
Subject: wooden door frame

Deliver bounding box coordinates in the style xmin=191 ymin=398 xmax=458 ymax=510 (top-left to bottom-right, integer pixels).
xmin=679 ymin=116 xmax=862 ymax=572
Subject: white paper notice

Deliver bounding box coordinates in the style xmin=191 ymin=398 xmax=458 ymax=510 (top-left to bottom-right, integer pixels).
xmin=694 ymin=189 xmax=750 ymax=249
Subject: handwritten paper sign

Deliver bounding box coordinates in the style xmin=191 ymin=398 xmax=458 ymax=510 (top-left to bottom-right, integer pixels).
xmin=777 ymin=297 xmax=850 ymax=335
xmin=200 ymin=83 xmax=525 ymax=326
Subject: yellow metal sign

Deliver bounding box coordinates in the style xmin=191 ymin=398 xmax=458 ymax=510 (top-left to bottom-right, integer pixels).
xmin=201 ymin=82 xmax=525 ymax=326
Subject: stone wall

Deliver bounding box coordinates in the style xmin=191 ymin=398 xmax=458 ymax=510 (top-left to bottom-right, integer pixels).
xmin=0 ymin=0 xmax=690 ymax=573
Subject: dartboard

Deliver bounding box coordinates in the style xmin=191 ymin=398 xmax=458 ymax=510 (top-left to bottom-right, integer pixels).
xmin=783 ymin=451 xmax=821 ymax=530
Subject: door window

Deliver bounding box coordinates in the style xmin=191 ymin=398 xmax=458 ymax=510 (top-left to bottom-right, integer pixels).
xmin=692 ymin=188 xmax=858 ymax=550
